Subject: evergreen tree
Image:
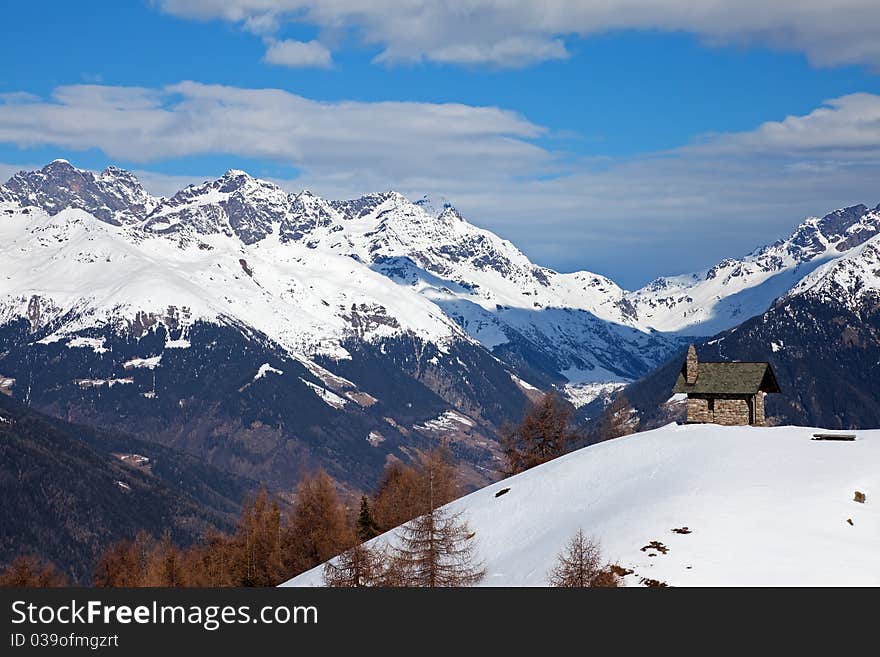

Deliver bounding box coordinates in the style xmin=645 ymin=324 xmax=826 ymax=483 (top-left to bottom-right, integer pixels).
xmin=357 ymin=495 xmax=379 ymax=542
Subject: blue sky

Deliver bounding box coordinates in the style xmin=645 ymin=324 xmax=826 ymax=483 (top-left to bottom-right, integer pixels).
xmin=2 ymin=1 xmax=880 ymax=287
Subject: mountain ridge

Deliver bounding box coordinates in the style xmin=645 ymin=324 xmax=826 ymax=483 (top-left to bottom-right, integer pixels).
xmin=3 ymin=160 xmax=879 ymax=488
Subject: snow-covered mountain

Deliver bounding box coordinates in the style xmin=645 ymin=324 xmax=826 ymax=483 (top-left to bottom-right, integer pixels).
xmin=785 ymin=230 xmax=880 ymax=308
xmin=285 ymin=422 xmax=880 ymax=587
xmin=0 ymin=161 xmax=683 ymax=388
xmin=612 ymin=230 xmax=880 ymax=431
xmin=2 ymin=159 xmax=158 ymax=225
xmin=0 ymin=161 xmax=679 ymax=489
xmin=628 ymin=204 xmax=880 ymax=335
xmin=704 ymin=231 xmax=880 ymax=428
xmin=1 ymin=160 xmax=878 ymax=486
xmin=5 ymin=161 xmax=875 ymax=388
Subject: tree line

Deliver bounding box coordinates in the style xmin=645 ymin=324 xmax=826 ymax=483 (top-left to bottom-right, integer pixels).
xmin=500 ymin=391 xmax=637 ymax=476
xmin=1 ymin=392 xmax=635 ymax=588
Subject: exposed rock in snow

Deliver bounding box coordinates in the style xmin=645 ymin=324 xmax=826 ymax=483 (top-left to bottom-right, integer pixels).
xmin=2 ymin=161 xmax=877 ymax=409
xmin=2 ymin=160 xmax=158 ymax=225
xmin=786 ymin=232 xmax=880 ymax=307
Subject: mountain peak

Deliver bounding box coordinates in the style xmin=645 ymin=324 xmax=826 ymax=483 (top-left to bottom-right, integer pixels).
xmin=3 ymin=160 xmax=155 ymax=225
xmin=40 ymin=159 xmax=80 ymax=176
xmin=217 ymin=169 xmax=256 ymax=190
xmin=414 ymin=194 xmax=457 ymax=219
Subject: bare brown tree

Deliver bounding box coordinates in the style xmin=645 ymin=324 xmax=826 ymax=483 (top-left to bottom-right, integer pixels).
xmin=372 ymin=447 xmax=460 ymax=532
xmin=94 ymin=490 xmax=288 ymax=587
xmin=178 ymin=531 xmax=236 ymax=587
xmin=0 ymin=556 xmax=68 ymax=587
xmin=228 ymin=487 xmax=285 ymax=587
xmin=500 ymin=393 xmax=579 ymax=476
xmin=142 ymin=531 xmax=186 ymax=586
xmin=322 ymin=543 xmax=389 ymax=587
xmin=372 ymin=461 xmax=422 ymax=531
xmin=593 ymin=392 xmax=639 ymax=442
xmin=283 ymin=470 xmax=354 ymax=576
xmin=388 ymin=457 xmax=484 ymax=587
xmin=93 ymin=531 xmax=156 ymax=587
xmin=548 ymin=529 xmax=621 ymax=587
xmin=391 ymin=506 xmax=485 ymax=587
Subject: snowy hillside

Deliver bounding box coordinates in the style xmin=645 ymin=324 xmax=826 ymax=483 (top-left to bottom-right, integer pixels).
xmin=285 ymin=423 xmax=879 ymax=587
xmin=0 ymin=205 xmax=462 ymax=360
xmin=785 ymin=232 xmax=880 ymax=307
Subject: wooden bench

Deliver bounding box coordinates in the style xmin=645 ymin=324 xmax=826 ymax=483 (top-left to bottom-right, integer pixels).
xmin=812 ymin=433 xmax=856 ymax=441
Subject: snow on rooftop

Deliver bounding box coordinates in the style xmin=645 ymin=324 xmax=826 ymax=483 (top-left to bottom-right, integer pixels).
xmin=285 ymin=423 xmax=880 ymax=587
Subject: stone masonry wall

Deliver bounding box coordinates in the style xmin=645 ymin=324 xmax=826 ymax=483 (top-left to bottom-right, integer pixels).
xmin=685 ymin=345 xmax=698 ymax=384
xmin=686 ymin=397 xmax=711 ymax=423
xmin=713 ymin=397 xmax=750 ymax=425
xmin=754 ymin=392 xmax=765 ymax=426
xmin=686 ymin=395 xmax=757 ymax=425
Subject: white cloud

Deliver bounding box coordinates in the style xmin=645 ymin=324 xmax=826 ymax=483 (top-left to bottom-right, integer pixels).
xmin=694 ymin=93 xmax=880 ymax=158
xmin=3 ymin=82 xmax=880 ymax=285
xmin=154 ymin=1 xmax=880 ymax=69
xmin=263 ymin=38 xmax=333 ymax=68
xmin=375 ymin=35 xmax=570 ymax=68
xmin=0 ymin=82 xmax=547 ymax=181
